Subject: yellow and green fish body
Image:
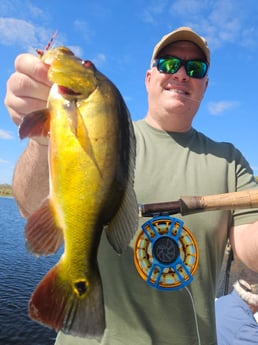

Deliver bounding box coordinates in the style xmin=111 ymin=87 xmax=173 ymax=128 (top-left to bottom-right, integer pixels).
xmin=18 ymin=47 xmax=138 ymax=338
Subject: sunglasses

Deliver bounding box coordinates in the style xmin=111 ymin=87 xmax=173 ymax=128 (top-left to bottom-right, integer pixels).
xmin=152 ymin=56 xmax=208 ymax=79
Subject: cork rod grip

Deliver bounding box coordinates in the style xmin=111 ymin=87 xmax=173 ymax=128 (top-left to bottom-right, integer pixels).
xmin=180 ymin=189 xmax=258 ymax=215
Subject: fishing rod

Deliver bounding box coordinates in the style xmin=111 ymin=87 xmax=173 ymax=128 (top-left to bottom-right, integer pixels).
xmin=138 ymin=189 xmax=258 ymax=217
xmin=134 ymin=189 xmax=258 ymax=291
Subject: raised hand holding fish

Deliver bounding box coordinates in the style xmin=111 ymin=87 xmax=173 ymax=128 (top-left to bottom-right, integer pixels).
xmin=18 ymin=46 xmax=138 ymax=339
xmin=5 ymin=53 xmax=51 ymax=126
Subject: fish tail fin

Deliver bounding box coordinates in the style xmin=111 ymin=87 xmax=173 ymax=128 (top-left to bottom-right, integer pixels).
xmin=29 ymin=262 xmax=105 ymax=338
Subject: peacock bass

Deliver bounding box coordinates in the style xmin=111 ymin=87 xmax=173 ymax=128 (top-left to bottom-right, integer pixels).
xmin=18 ymin=46 xmax=138 ymax=339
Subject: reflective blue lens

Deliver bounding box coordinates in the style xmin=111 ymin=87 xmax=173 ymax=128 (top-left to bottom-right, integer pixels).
xmin=153 ymin=56 xmax=208 ymax=79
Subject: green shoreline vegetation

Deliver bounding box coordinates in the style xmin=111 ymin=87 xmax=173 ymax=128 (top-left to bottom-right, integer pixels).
xmin=0 ymin=184 xmax=13 ymax=197
xmin=0 ymin=178 xmax=257 ymax=198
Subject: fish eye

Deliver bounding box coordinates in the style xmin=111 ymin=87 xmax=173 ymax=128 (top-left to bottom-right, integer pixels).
xmin=82 ymin=60 xmax=93 ymax=68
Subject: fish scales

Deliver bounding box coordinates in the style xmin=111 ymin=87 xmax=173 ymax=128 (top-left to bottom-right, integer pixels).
xmin=18 ymin=46 xmax=138 ymax=339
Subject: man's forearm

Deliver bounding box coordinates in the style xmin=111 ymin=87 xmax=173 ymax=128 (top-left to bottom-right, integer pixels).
xmin=231 ymin=221 xmax=258 ymax=272
xmin=13 ymin=139 xmax=49 ymax=218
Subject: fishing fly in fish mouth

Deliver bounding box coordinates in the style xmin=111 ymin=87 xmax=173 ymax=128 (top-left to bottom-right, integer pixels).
xmin=18 ymin=37 xmax=139 ymax=339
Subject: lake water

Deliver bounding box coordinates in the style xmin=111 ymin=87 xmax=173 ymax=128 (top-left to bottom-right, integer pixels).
xmin=1 ymin=196 xmax=256 ymax=344
xmin=0 ymin=197 xmax=61 ymax=345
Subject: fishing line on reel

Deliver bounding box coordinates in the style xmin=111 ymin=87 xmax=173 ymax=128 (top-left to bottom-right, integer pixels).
xmin=134 ymin=215 xmax=202 ymax=344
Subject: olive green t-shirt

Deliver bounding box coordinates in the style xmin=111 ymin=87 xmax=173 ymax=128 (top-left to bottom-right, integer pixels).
xmin=55 ymin=120 xmax=258 ymax=345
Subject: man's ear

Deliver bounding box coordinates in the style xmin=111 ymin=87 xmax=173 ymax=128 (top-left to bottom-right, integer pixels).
xmin=145 ymin=70 xmax=152 ymax=92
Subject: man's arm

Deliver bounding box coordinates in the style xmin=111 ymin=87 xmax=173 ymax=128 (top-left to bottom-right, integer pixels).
xmin=12 ymin=139 xmax=49 ymax=218
xmin=5 ymin=53 xmax=51 ymax=217
xmin=230 ymin=222 xmax=258 ymax=272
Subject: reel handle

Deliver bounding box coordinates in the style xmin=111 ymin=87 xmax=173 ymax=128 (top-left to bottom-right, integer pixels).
xmin=139 ymin=189 xmax=258 ymax=217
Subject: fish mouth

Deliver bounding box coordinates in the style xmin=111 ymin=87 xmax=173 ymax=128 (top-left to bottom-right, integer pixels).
xmin=58 ymin=85 xmax=81 ymax=96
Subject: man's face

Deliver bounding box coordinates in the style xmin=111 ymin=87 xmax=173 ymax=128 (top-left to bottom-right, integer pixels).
xmin=145 ymin=41 xmax=209 ymax=128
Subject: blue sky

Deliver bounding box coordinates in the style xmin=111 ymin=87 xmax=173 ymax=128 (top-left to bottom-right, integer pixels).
xmin=0 ymin=0 xmax=258 ymax=184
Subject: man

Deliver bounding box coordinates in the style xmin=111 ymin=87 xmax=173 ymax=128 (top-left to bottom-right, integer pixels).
xmin=5 ymin=26 xmax=258 ymax=345
xmin=216 ymin=271 xmax=258 ymax=344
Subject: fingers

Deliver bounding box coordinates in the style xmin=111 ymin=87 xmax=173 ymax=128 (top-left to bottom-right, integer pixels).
xmin=15 ymin=53 xmax=52 ymax=86
xmin=4 ymin=93 xmax=49 ymax=126
xmin=4 ymin=53 xmax=52 ymax=126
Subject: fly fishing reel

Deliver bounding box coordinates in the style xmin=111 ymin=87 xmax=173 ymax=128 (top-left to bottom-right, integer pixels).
xmin=134 ymin=216 xmax=199 ymax=291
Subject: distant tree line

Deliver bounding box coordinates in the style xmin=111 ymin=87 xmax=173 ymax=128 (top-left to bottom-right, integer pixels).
xmin=0 ymin=178 xmax=257 ymax=198
xmin=0 ymin=184 xmax=12 ymax=196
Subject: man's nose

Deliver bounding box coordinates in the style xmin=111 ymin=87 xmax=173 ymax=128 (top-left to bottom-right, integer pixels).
xmin=172 ymin=66 xmax=189 ymax=81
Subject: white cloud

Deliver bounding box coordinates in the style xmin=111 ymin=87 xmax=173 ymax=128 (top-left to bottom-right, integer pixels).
xmin=207 ymin=100 xmax=240 ymax=115
xmin=123 ymin=95 xmax=133 ymax=103
xmin=141 ymin=0 xmax=169 ymax=25
xmin=0 ymin=17 xmax=55 ymax=51
xmin=93 ymin=53 xmax=106 ymax=68
xmin=170 ymin=0 xmax=208 ymax=16
xmin=0 ymin=158 xmax=9 ymax=164
xmin=142 ymin=0 xmax=258 ymax=51
xmin=0 ymin=0 xmax=47 ymax=19
xmin=0 ymin=18 xmax=37 ymax=46
xmin=251 ymin=166 xmax=258 ymax=174
xmin=142 ymin=10 xmax=156 ymax=25
xmin=0 ymin=129 xmax=13 ymax=139
xmin=26 ymin=3 xmax=46 ymax=19
xmin=67 ymin=45 xmax=84 ymax=58
xmin=73 ymin=20 xmax=95 ymax=42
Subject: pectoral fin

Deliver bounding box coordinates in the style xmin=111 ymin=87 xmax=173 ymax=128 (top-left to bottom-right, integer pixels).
xmin=19 ymin=109 xmax=50 ymax=139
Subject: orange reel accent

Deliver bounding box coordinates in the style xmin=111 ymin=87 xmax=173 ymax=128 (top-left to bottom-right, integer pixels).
xmin=134 ymin=216 xmax=199 ymax=290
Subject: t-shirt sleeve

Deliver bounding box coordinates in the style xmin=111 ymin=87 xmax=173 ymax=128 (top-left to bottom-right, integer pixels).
xmin=230 ymin=145 xmax=258 ymax=226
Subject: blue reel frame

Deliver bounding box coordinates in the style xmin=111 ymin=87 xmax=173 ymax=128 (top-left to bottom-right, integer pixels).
xmin=134 ymin=216 xmax=199 ymax=291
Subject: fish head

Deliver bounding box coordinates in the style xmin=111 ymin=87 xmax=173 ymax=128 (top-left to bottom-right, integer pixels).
xmin=42 ymin=46 xmax=98 ymax=100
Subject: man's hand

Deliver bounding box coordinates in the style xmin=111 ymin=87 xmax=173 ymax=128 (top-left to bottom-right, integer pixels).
xmin=5 ymin=53 xmax=52 ymax=126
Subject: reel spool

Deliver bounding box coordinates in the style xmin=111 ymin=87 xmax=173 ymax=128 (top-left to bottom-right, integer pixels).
xmin=134 ymin=216 xmax=199 ymax=291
